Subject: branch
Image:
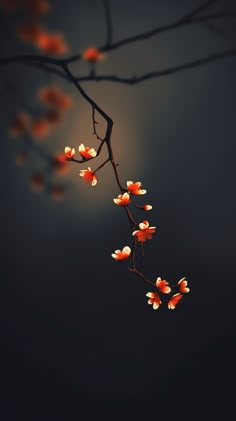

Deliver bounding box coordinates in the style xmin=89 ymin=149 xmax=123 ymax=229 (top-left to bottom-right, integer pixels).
xmin=0 ymin=0 xmax=222 ymax=67
xmin=3 ymin=46 xmax=234 ymax=89
xmin=92 ymin=106 xmax=103 ymax=141
xmin=62 ymin=64 xmax=137 ymax=226
xmin=75 ymin=49 xmax=236 ymax=84
xmin=99 ymin=0 xmax=219 ymax=53
xmin=102 ymin=0 xmax=113 ymax=46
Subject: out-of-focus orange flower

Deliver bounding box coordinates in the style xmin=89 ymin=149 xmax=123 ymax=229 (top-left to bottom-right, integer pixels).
xmin=79 ymin=167 xmax=97 ymax=186
xmin=17 ymin=22 xmax=45 ymax=42
xmin=132 ymin=220 xmax=156 ymax=242
xmin=24 ymin=0 xmax=51 ymax=16
xmin=15 ymin=150 xmax=27 ymax=166
xmin=44 ymin=109 xmax=62 ymax=126
xmin=31 ymin=118 xmax=50 ymax=139
xmin=146 ymin=292 xmax=162 ymax=310
xmin=57 ymin=94 xmax=73 ymax=110
xmin=111 ymin=246 xmax=131 ymax=261
xmin=52 ymin=154 xmax=69 ymax=174
xmin=78 ymin=143 xmax=97 ymax=159
xmin=36 ymin=32 xmax=69 ymax=55
xmin=9 ymin=112 xmax=29 ymax=137
xmin=113 ymin=192 xmax=131 ymax=206
xmin=82 ymin=47 xmax=104 ymax=62
xmin=64 ymin=146 xmax=75 ymax=159
xmin=50 ymin=185 xmax=64 ymax=201
xmin=127 ymin=180 xmax=147 ymax=195
xmin=39 ymin=86 xmax=60 ymax=105
xmin=38 ymin=85 xmax=72 ymax=110
xmin=155 ymin=277 xmax=171 ymax=294
xmin=30 ymin=173 xmax=45 ymax=191
xmin=136 ymin=204 xmax=152 ymax=211
xmin=168 ymin=293 xmax=183 ymax=310
xmin=178 ymin=277 xmax=190 ymax=293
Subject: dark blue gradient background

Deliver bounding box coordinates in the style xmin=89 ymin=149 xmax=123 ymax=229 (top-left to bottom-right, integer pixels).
xmin=0 ymin=1 xmax=236 ymax=420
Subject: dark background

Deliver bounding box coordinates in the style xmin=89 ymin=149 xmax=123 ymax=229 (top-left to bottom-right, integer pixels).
xmin=0 ymin=1 xmax=236 ymax=419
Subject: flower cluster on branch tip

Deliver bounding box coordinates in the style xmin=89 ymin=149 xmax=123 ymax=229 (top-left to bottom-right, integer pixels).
xmin=111 ymin=178 xmax=190 ymax=310
xmin=64 ymin=144 xmax=98 ymax=186
xmin=63 ymin=135 xmax=191 ymax=311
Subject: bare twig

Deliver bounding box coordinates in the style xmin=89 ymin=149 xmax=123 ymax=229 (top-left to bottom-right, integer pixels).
xmin=102 ymin=0 xmax=113 ymax=46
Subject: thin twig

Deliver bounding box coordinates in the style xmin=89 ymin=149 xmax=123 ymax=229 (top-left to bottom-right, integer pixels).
xmin=92 ymin=106 xmax=103 ymax=141
xmin=102 ymin=0 xmax=113 ymax=46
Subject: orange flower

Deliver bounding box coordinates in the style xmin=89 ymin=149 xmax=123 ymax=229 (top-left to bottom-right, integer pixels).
xmin=17 ymin=22 xmax=45 ymax=42
xmin=57 ymin=94 xmax=72 ymax=110
xmin=50 ymin=185 xmax=64 ymax=201
xmin=132 ymin=220 xmax=156 ymax=242
xmin=78 ymin=143 xmax=97 ymax=159
xmin=168 ymin=293 xmax=183 ymax=310
xmin=64 ymin=146 xmax=75 ymax=159
xmin=39 ymin=85 xmax=60 ymax=105
xmin=44 ymin=109 xmax=62 ymax=126
xmin=38 ymin=85 xmax=73 ymax=109
xmin=113 ymin=192 xmax=131 ymax=206
xmin=9 ymin=112 xmax=29 ymax=137
xmin=52 ymin=154 xmax=69 ymax=174
xmin=82 ymin=47 xmax=104 ymax=62
xmin=136 ymin=204 xmax=152 ymax=211
xmin=31 ymin=118 xmax=50 ymax=139
xmin=127 ymin=180 xmax=146 ymax=195
xmin=178 ymin=277 xmax=190 ymax=294
xmin=111 ymin=246 xmax=131 ymax=261
xmin=79 ymin=167 xmax=97 ymax=186
xmin=36 ymin=32 xmax=69 ymax=55
xmin=146 ymin=292 xmax=162 ymax=310
xmin=30 ymin=173 xmax=45 ymax=192
xmin=25 ymin=0 xmax=51 ymax=16
xmin=156 ymin=277 xmax=171 ymax=294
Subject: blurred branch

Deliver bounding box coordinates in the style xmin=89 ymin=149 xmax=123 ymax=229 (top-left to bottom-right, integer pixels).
xmin=102 ymin=0 xmax=113 ymax=46
xmin=98 ymin=0 xmax=220 ymax=53
xmin=1 ymin=47 xmax=235 ymax=88
xmin=76 ymin=49 xmax=236 ymax=84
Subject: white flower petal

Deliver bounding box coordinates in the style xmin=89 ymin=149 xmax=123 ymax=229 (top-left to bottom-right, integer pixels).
xmin=78 ymin=143 xmax=85 ymax=152
xmin=122 ymin=246 xmax=131 ymax=254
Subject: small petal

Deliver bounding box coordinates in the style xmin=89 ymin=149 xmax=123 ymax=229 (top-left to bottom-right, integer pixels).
xmin=178 ymin=277 xmax=190 ymax=293
xmin=144 ymin=205 xmax=152 ymax=211
xmin=168 ymin=293 xmax=183 ymax=310
xmin=139 ymin=220 xmax=149 ymax=230
xmin=64 ymin=146 xmax=75 ymax=158
xmin=111 ymin=246 xmax=131 ymax=261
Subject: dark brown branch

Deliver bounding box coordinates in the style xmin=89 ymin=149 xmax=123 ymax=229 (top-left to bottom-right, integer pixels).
xmin=128 ymin=267 xmax=156 ymax=288
xmin=100 ymin=0 xmax=219 ymax=53
xmin=0 ymin=8 xmax=235 ymax=73
xmin=102 ymin=0 xmax=113 ymax=46
xmin=92 ymin=107 xmax=103 ymax=141
xmin=62 ymin=64 xmax=137 ymax=230
xmin=12 ymin=48 xmax=236 ymax=88
xmin=0 ymin=1 xmax=227 ymax=69
xmin=76 ymin=49 xmax=236 ymax=84
xmin=0 ymin=54 xmax=70 ymax=67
